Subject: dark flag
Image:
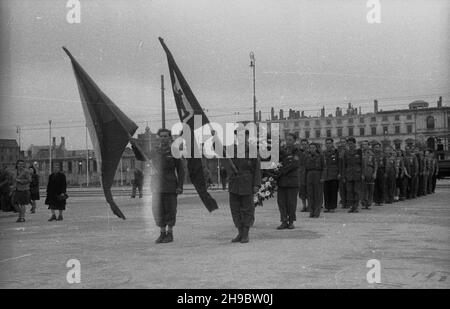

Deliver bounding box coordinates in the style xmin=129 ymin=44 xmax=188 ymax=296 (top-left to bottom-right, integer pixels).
xmin=63 ymin=47 xmax=139 ymax=220
xmin=158 ymin=37 xmax=218 ymax=212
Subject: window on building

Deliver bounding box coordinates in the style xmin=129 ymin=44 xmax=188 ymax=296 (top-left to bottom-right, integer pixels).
xmin=315 ymin=130 xmax=321 ymax=138
xmin=360 ymin=127 xmax=365 ymax=136
xmin=395 ymin=115 xmax=400 ymax=121
xmin=383 ymin=126 xmax=388 ymax=135
xmin=68 ymin=161 xmax=72 ymax=173
xmin=294 ymin=121 xmax=299 ymax=127
xmin=348 ymin=118 xmax=353 ymax=124
xmin=337 ymin=119 xmax=342 ymax=125
xmin=284 ymin=122 xmax=289 ymax=128
xmin=305 ymin=121 xmax=310 ymax=126
xmin=305 ymin=131 xmax=310 ymax=139
xmin=371 ymin=127 xmax=377 ymax=136
xmin=348 ymin=127 xmax=354 ymax=136
xmin=326 ymin=129 xmax=331 ymax=137
xmin=426 ymin=116 xmax=435 ymax=129
xmin=359 ymin=117 xmax=365 ymax=123
xmin=337 ymin=128 xmax=342 ymax=137
xmin=395 ymin=126 xmax=400 ymax=134
xmin=407 ymin=114 xmax=412 ymax=120
xmin=407 ymin=125 xmax=413 ymax=134
xmin=326 ymin=119 xmax=331 ymax=125
xmin=315 ymin=120 xmax=320 ymax=126
xmin=382 ymin=116 xmax=388 ymax=121
xmin=93 ymin=160 xmax=97 ymax=172
xmin=371 ymin=117 xmax=376 ymax=122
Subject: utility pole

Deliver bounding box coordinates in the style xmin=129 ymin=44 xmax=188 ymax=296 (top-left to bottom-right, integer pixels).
xmin=16 ymin=126 xmax=21 ymax=159
xmin=161 ymin=75 xmax=166 ymax=129
xmin=86 ymin=124 xmax=89 ymax=187
xmin=49 ymin=120 xmax=52 ymax=176
xmin=250 ymin=52 xmax=256 ymax=123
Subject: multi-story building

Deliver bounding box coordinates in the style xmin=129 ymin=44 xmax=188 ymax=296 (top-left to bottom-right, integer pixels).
xmin=0 ymin=139 xmax=20 ymax=168
xmin=260 ymin=97 xmax=449 ymax=153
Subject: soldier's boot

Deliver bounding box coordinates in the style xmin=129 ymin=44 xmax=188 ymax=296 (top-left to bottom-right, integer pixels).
xmin=240 ymin=227 xmax=249 ymax=243
xmin=162 ymin=231 xmax=174 ymax=243
xmin=276 ymin=222 xmax=288 ymax=230
xmin=287 ymin=222 xmax=295 ymax=229
xmin=48 ymin=214 xmax=57 ymax=222
xmin=155 ymin=231 xmax=166 ymax=244
xmin=231 ymin=227 xmax=243 ymax=243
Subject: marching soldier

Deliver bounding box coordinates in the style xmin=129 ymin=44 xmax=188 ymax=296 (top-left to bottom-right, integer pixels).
xmin=395 ymin=149 xmax=405 ymax=202
xmin=305 ymin=143 xmax=324 ymax=218
xmin=343 ymin=137 xmax=363 ymax=213
xmin=276 ymin=133 xmax=300 ymax=229
xmin=403 ymin=145 xmax=418 ymax=199
xmin=228 ymin=131 xmax=261 ymax=243
xmin=150 ymin=128 xmax=185 ymax=244
xmin=337 ymin=138 xmax=348 ymax=208
xmin=361 ymin=140 xmax=377 ymax=209
xmin=373 ymin=142 xmax=385 ymax=205
xmin=323 ymin=138 xmax=339 ymax=213
xmin=298 ymin=139 xmax=309 ymax=212
xmin=416 ymin=148 xmax=425 ymax=197
xmin=383 ymin=146 xmax=397 ymax=204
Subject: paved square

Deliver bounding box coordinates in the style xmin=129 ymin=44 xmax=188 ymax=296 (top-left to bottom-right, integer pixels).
xmin=0 ymin=184 xmax=449 ymax=288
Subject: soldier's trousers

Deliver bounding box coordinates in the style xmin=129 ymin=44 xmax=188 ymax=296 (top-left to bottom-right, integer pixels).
xmin=323 ymin=180 xmax=338 ymax=210
xmin=418 ymin=175 xmax=424 ymax=196
xmin=432 ymin=175 xmax=437 ymax=193
xmin=411 ymin=176 xmax=418 ymax=198
xmin=384 ymin=172 xmax=396 ymax=203
xmin=277 ymin=187 xmax=298 ymax=223
xmin=361 ymin=169 xmax=375 ymax=207
xmin=374 ymin=169 xmax=385 ymax=204
xmin=422 ymin=175 xmax=428 ymax=195
xmin=152 ymin=193 xmax=177 ymax=227
xmin=397 ymin=176 xmax=406 ymax=201
xmin=306 ymin=171 xmax=323 ymax=217
xmin=339 ymin=179 xmax=347 ymax=207
xmin=346 ymin=180 xmax=361 ymax=210
xmin=427 ymin=174 xmax=434 ymax=194
xmin=229 ymin=193 xmax=255 ymax=228
xmin=402 ymin=176 xmax=412 ymax=199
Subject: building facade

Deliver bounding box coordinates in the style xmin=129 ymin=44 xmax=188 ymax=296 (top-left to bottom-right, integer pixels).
xmin=262 ymin=98 xmax=449 ymax=153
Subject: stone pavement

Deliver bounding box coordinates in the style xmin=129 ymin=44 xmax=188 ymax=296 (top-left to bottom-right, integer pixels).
xmin=0 ymin=185 xmax=449 ymax=289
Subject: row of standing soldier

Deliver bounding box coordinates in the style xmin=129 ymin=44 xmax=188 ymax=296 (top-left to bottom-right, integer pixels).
xmin=276 ymin=134 xmax=439 ymax=229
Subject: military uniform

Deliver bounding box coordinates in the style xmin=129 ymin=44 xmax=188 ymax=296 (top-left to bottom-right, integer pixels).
xmin=427 ymin=156 xmax=435 ymax=194
xmin=323 ymin=147 xmax=339 ymax=211
xmin=361 ymin=149 xmax=377 ymax=208
xmin=305 ymin=151 xmax=324 ymax=218
xmin=395 ymin=154 xmax=405 ymax=201
xmin=431 ymin=157 xmax=438 ymax=193
xmin=416 ymin=153 xmax=425 ymax=197
xmin=338 ymin=145 xmax=348 ymax=208
xmin=373 ymin=149 xmax=385 ymax=205
xmin=228 ymin=151 xmax=261 ymax=242
xmin=423 ymin=156 xmax=430 ymax=195
xmin=403 ymin=153 xmax=418 ymax=199
xmin=343 ymin=148 xmax=363 ymax=212
xmin=150 ymin=145 xmax=185 ymax=228
xmin=297 ymin=149 xmax=308 ymax=205
xmin=384 ymin=153 xmax=397 ymax=204
xmin=277 ymin=145 xmax=300 ymax=225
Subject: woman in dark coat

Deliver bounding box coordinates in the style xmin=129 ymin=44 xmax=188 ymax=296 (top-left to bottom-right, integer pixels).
xmin=29 ymin=166 xmax=40 ymax=213
xmin=45 ymin=163 xmax=67 ymax=221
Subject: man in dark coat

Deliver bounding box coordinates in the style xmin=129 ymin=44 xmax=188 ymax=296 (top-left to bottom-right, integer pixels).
xmin=276 ymin=133 xmax=300 ymax=229
xmin=150 ymin=128 xmax=185 ymax=244
xmin=0 ymin=166 xmax=13 ymax=212
xmin=219 ymin=166 xmax=228 ymax=190
xmin=228 ymin=131 xmax=261 ymax=243
xmin=45 ymin=162 xmax=67 ymax=221
xmin=305 ymin=143 xmax=325 ymax=218
xmin=131 ymin=167 xmax=144 ymax=198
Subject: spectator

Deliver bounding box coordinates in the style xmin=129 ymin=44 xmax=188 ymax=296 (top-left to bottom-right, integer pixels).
xmin=13 ymin=160 xmax=32 ymax=222
xmin=45 ymin=162 xmax=67 ymax=221
xmin=29 ymin=165 xmax=40 ymax=213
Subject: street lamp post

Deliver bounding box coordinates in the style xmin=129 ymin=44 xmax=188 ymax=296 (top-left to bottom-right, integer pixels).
xmin=49 ymin=120 xmax=52 ymax=176
xmin=250 ymin=52 xmax=256 ymax=123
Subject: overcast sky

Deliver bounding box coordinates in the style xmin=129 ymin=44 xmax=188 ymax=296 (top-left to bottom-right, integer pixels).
xmin=0 ymin=0 xmax=449 ymax=150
